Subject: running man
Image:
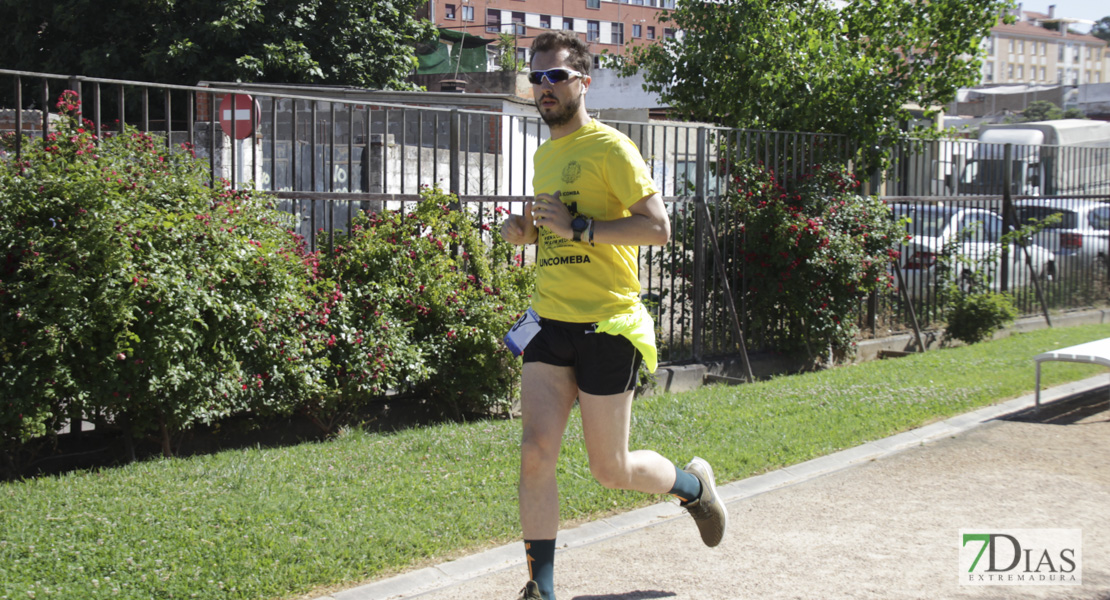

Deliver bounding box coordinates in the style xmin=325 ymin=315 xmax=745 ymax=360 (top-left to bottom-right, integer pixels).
xmin=500 ymin=30 xmax=728 ymax=600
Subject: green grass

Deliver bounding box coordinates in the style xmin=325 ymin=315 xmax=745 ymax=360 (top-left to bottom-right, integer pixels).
xmin=3 ymin=325 xmax=1110 ymax=600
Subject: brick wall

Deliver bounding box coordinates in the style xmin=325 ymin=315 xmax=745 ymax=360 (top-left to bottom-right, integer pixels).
xmin=0 ymin=109 xmax=61 ymax=134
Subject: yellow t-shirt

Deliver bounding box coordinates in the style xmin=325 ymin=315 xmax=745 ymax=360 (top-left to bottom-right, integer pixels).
xmin=531 ymin=119 xmax=659 ymax=323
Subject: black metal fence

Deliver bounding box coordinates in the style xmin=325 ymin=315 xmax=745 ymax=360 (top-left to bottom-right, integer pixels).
xmin=4 ymin=69 xmax=1110 ymax=365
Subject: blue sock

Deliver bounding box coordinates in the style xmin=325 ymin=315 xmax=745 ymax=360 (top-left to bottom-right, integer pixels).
xmin=668 ymin=464 xmax=702 ymax=505
xmin=525 ymin=539 xmax=556 ymax=600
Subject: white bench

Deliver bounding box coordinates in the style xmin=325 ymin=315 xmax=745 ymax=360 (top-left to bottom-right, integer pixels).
xmin=1033 ymin=337 xmax=1110 ymax=405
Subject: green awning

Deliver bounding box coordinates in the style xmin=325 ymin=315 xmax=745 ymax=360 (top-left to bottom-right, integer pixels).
xmin=416 ymin=28 xmax=492 ymax=75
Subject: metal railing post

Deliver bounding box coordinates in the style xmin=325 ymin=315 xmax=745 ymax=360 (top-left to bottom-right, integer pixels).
xmin=13 ymin=75 xmax=22 ymax=161
xmin=450 ymin=109 xmax=461 ymax=198
xmin=692 ymin=127 xmax=708 ymax=361
xmin=1000 ymin=143 xmax=1012 ymax=292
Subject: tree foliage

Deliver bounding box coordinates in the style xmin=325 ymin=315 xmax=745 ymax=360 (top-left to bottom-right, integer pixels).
xmin=619 ymin=0 xmax=1012 ymax=168
xmin=1092 ymin=16 xmax=1110 ymax=42
xmin=1017 ymin=100 xmax=1085 ymax=122
xmin=0 ymin=0 xmax=436 ymax=89
xmin=497 ymin=33 xmax=525 ymax=73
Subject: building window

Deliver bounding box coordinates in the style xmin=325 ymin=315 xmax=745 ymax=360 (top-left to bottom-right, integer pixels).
xmin=664 ymin=27 xmax=675 ymax=39
xmin=647 ymin=26 xmax=655 ymax=39
xmin=512 ymin=11 xmax=525 ymax=35
xmin=986 ymin=37 xmax=995 ymax=56
xmin=587 ymin=0 xmax=600 ymax=8
xmin=1017 ymin=40 xmax=1023 ymax=54
xmin=1058 ymin=44 xmax=1065 ymax=60
xmin=662 ymin=0 xmax=675 ymax=7
xmin=444 ymin=3 xmax=455 ymax=19
xmin=1008 ymin=39 xmax=1013 ymax=53
xmin=487 ymin=9 xmax=501 ymax=33
xmin=540 ymin=14 xmax=551 ymax=28
xmin=1007 ymin=64 xmax=1014 ymax=80
xmin=517 ymin=48 xmax=527 ymax=64
xmin=632 ymin=24 xmax=641 ymax=38
xmin=462 ymin=5 xmax=474 ymax=21
xmin=563 ymin=18 xmax=575 ymax=31
xmin=587 ymin=20 xmax=600 ymax=41
xmin=1040 ymin=67 xmax=1046 ymax=80
xmin=612 ymin=23 xmax=624 ymax=45
xmin=1017 ymin=65 xmax=1023 ymax=79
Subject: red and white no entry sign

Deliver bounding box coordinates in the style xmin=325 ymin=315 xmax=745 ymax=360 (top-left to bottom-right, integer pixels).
xmin=218 ymin=93 xmax=260 ymax=140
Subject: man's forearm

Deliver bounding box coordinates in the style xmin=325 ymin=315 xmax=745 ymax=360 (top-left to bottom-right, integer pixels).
xmin=588 ymin=214 xmax=670 ymax=247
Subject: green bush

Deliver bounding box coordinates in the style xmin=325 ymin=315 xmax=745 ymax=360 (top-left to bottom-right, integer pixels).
xmin=944 ymin=289 xmax=1018 ymax=345
xmin=0 ymin=91 xmax=325 ymax=456
xmin=322 ymin=187 xmax=534 ymax=419
xmin=1 ymin=92 xmax=537 ymax=463
xmin=676 ymin=161 xmax=906 ymax=358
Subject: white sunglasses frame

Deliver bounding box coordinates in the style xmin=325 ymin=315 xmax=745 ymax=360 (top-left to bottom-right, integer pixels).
xmin=527 ymin=68 xmax=585 ymax=85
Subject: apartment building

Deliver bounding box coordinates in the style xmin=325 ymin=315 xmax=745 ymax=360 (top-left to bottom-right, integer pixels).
xmin=419 ymin=0 xmax=677 ymax=69
xmin=980 ymin=7 xmax=1109 ymax=86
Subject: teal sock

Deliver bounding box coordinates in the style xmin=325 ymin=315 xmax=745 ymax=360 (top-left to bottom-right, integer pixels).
xmin=525 ymin=538 xmax=556 ymax=600
xmin=668 ymin=464 xmax=702 ymax=505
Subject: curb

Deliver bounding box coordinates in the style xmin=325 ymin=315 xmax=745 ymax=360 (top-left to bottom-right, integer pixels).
xmin=317 ymin=373 xmax=1110 ymax=600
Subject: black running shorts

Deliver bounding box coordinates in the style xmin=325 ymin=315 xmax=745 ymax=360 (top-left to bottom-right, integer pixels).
xmin=522 ymin=318 xmax=643 ymax=396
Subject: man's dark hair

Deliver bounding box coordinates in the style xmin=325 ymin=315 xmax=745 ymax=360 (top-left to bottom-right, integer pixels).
xmin=530 ymin=31 xmax=592 ymax=76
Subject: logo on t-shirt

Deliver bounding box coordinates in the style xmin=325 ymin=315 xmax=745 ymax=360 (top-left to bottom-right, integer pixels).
xmin=562 ymin=161 xmax=582 ymax=184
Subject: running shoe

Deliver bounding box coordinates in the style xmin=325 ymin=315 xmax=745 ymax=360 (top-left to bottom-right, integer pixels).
xmin=682 ymin=456 xmax=728 ymax=547
xmin=517 ymin=580 xmax=543 ymax=599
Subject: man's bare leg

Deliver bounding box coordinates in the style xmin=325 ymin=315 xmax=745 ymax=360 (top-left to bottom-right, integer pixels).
xmin=578 ymin=389 xmax=677 ymax=494
xmin=579 ymin=389 xmax=727 ymax=547
xmin=518 ymin=362 xmax=577 ymax=600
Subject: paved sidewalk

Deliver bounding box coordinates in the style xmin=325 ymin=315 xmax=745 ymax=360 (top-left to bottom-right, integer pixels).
xmin=324 ymin=376 xmax=1110 ymax=600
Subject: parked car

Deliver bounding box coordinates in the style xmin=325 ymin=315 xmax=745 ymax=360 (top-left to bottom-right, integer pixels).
xmin=894 ymin=205 xmax=1056 ymax=300
xmin=1013 ymin=198 xmax=1110 ymax=276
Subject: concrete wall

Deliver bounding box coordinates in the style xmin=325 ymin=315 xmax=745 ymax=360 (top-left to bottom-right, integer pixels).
xmin=409 ymin=71 xmax=531 ymax=98
xmin=650 ymin=309 xmax=1110 ymax=396
xmin=586 ymin=69 xmax=664 ymax=111
xmin=1078 ymin=82 xmax=1110 ymax=119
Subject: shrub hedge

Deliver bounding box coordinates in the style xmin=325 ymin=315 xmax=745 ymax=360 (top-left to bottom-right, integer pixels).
xmin=0 ymin=92 xmax=533 ymax=462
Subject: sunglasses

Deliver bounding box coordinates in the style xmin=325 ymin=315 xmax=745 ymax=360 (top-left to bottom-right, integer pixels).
xmin=527 ymin=68 xmax=585 ymax=85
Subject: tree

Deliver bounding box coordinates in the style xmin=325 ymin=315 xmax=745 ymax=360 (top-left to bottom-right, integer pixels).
xmin=1018 ymin=101 xmax=1085 ymax=122
xmin=1020 ymin=100 xmax=1065 ymax=121
xmin=618 ymin=0 xmax=1012 ymax=168
xmin=1092 ymin=16 xmax=1110 ymax=42
xmin=0 ymin=0 xmax=436 ymax=90
xmin=496 ymin=33 xmax=525 ymax=72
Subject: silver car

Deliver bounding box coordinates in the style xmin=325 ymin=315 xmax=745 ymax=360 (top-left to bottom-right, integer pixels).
xmin=1013 ymin=198 xmax=1110 ymax=276
xmin=896 ymin=205 xmax=1056 ymax=300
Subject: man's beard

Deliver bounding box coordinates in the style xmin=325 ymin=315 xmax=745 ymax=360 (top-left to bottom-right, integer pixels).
xmin=537 ymin=92 xmax=582 ymax=128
